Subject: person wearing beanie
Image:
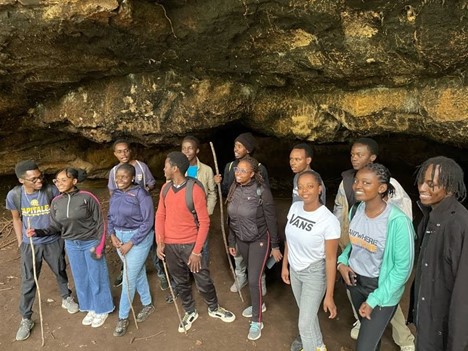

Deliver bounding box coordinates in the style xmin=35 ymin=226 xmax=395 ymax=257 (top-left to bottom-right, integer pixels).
xmin=214 ymin=132 xmax=270 ymax=295
xmin=6 ymin=160 xmax=78 ymax=341
xmin=156 ymin=152 xmax=235 ymax=333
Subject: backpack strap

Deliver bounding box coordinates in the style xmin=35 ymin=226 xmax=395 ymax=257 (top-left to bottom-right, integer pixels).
xmin=349 ymin=201 xmax=361 ymax=221
xmin=228 ymin=161 xmax=234 ymax=172
xmin=12 ymin=185 xmax=22 ymax=216
xmin=135 ymin=160 xmax=146 ymax=188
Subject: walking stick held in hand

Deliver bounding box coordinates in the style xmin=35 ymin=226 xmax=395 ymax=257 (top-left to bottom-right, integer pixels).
xmin=121 ymin=252 xmax=138 ymax=329
xmin=27 ymin=218 xmax=45 ymax=347
xmin=209 ymin=142 xmax=244 ymax=302
xmin=162 ymin=259 xmax=187 ymax=334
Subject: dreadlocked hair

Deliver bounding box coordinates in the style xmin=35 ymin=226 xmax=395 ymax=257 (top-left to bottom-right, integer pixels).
xmin=416 ymin=156 xmax=466 ymax=202
xmin=226 ymin=155 xmax=264 ymax=203
xmin=361 ymin=163 xmax=395 ymax=198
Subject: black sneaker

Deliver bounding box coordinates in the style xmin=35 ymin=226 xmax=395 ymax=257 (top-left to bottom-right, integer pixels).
xmin=159 ymin=276 xmax=169 ymax=290
xmin=136 ymin=304 xmax=155 ymax=322
xmin=165 ymin=292 xmax=179 ymax=304
xmin=178 ymin=310 xmax=198 ymax=333
xmin=113 ymin=319 xmax=129 ymax=337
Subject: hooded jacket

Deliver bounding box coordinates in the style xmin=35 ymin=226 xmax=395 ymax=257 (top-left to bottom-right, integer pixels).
xmin=338 ymin=203 xmax=415 ymax=308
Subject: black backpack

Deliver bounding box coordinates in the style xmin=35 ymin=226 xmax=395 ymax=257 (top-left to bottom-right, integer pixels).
xmin=11 ymin=183 xmax=56 ymax=219
xmin=161 ymin=177 xmax=205 ymax=228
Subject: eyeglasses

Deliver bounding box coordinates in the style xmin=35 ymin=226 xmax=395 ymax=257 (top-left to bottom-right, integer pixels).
xmin=233 ymin=167 xmax=249 ymax=175
xmin=23 ymin=174 xmax=44 ymax=184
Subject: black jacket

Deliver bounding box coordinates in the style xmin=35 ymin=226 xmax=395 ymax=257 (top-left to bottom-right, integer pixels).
xmin=227 ymin=180 xmax=279 ymax=248
xmin=412 ymin=196 xmax=468 ymax=351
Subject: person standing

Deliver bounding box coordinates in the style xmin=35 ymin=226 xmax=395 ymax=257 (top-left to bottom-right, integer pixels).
xmin=27 ymin=168 xmax=114 ymax=328
xmin=337 ymin=163 xmax=415 ymax=351
xmin=227 ymin=156 xmax=282 ymax=341
xmin=108 ymin=139 xmax=168 ymax=291
xmin=155 ymin=151 xmax=235 ymax=332
xmin=282 ymin=170 xmax=339 ymax=351
xmin=6 ymin=160 xmax=78 ymax=341
xmin=333 ymin=138 xmax=415 ymax=351
xmin=181 ymin=135 xmax=217 ymax=263
xmin=411 ymin=156 xmax=468 ymax=351
xmin=214 ymin=132 xmax=269 ymax=294
xmin=108 ymin=163 xmax=155 ymax=337
xmin=290 ymin=143 xmax=326 ymax=205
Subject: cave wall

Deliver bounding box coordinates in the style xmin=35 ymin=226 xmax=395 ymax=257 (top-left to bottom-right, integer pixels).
xmin=0 ymin=0 xmax=467 ymax=176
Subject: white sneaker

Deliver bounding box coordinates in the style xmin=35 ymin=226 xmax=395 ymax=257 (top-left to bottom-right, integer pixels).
xmin=62 ymin=296 xmax=79 ymax=314
xmin=91 ymin=313 xmax=109 ymax=328
xmin=82 ymin=311 xmax=95 ymax=326
xmin=400 ymin=346 xmax=415 ymax=351
xmin=242 ymin=303 xmax=267 ymax=318
xmin=230 ymin=278 xmax=247 ymax=292
xmin=350 ymin=320 xmax=360 ymax=340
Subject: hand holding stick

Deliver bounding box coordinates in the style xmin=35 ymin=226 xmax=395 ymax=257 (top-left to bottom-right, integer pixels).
xmin=27 ymin=218 xmax=45 ymax=347
xmin=209 ymin=142 xmax=244 ymax=302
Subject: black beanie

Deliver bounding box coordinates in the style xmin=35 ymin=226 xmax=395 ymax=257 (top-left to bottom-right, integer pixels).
xmin=235 ymin=132 xmax=256 ymax=153
xmin=15 ymin=160 xmax=39 ymax=178
xmin=167 ymin=151 xmax=190 ymax=174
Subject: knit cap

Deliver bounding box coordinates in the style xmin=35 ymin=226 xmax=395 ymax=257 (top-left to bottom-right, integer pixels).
xmin=235 ymin=132 xmax=256 ymax=153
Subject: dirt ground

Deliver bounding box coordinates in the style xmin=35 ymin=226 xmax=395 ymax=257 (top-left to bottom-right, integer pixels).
xmin=0 ymin=180 xmax=413 ymax=351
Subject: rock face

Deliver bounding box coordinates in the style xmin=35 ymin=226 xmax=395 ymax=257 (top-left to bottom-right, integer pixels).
xmin=0 ymin=0 xmax=467 ymax=175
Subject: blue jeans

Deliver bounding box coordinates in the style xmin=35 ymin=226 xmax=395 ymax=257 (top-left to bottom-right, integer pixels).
xmin=116 ymin=229 xmax=153 ymax=319
xmin=290 ymin=260 xmax=326 ymax=351
xmin=65 ymin=239 xmax=114 ymax=314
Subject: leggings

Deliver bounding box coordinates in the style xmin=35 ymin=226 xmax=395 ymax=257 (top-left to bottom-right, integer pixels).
xmin=347 ymin=274 xmax=397 ymax=351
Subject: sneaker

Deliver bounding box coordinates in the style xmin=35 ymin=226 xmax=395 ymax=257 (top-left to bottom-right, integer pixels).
xmin=400 ymin=346 xmax=415 ymax=351
xmin=16 ymin=318 xmax=34 ymax=341
xmin=230 ymin=278 xmax=247 ymax=292
xmin=113 ymin=271 xmax=123 ymax=287
xmin=178 ymin=310 xmax=199 ymax=333
xmin=62 ymin=296 xmax=79 ymax=314
xmin=350 ymin=320 xmax=360 ymax=340
xmin=290 ymin=334 xmax=303 ymax=351
xmin=159 ymin=276 xmax=169 ymax=290
xmin=316 ymin=345 xmax=328 ymax=351
xmin=91 ymin=313 xmax=109 ymax=328
xmin=165 ymin=292 xmax=179 ymax=304
xmin=82 ymin=311 xmax=96 ymax=326
xmin=136 ymin=304 xmax=155 ymax=323
xmin=113 ymin=319 xmax=129 ymax=337
xmin=248 ymin=321 xmax=263 ymax=341
xmin=261 ymin=274 xmax=267 ymax=296
xmin=242 ymin=303 xmax=267 ymax=318
xmin=208 ymin=306 xmax=236 ymax=323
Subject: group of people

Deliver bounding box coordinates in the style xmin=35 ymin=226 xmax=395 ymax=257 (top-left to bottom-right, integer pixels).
xmin=6 ymin=133 xmax=468 ymax=351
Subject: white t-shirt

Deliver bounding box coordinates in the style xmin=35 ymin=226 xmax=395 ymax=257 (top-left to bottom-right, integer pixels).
xmin=285 ymin=202 xmax=340 ymax=271
xmin=348 ymin=202 xmax=391 ymax=278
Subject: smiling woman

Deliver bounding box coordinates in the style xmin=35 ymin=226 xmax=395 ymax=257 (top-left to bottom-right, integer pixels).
xmin=337 ymin=163 xmax=415 ymax=351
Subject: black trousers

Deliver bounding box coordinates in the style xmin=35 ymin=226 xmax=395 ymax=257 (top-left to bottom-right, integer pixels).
xmin=236 ymin=235 xmax=269 ymax=323
xmin=165 ymin=243 xmax=218 ymax=313
xmin=20 ymin=239 xmax=71 ymax=319
xmin=348 ymin=274 xmax=397 ymax=351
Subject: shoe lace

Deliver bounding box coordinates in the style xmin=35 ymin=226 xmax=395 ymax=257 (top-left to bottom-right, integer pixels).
xmin=250 ymin=322 xmax=261 ymax=331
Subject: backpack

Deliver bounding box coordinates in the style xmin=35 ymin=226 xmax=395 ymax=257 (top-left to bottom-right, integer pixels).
xmin=11 ymin=183 xmax=56 ymax=219
xmin=161 ymin=177 xmax=205 ymax=228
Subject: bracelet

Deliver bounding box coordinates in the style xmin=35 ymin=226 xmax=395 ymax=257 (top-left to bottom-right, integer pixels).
xmin=191 ymin=252 xmax=202 ymax=257
xmin=337 ymin=263 xmax=343 ymax=271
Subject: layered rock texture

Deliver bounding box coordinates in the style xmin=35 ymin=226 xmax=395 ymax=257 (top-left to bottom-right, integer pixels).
xmin=0 ymin=0 xmax=467 ymax=175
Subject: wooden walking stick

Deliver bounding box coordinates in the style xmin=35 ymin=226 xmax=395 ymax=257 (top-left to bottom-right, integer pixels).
xmin=27 ymin=218 xmax=45 ymax=347
xmin=209 ymin=142 xmax=244 ymax=302
xmin=162 ymin=259 xmax=187 ymax=334
xmin=121 ymin=253 xmax=138 ymax=329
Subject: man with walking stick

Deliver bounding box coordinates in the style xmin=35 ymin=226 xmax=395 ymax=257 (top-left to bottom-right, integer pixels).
xmin=155 ymin=152 xmax=235 ymax=332
xmin=6 ymin=160 xmax=78 ymax=341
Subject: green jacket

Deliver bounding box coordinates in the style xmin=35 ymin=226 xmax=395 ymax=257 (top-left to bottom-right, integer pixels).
xmin=338 ymin=203 xmax=415 ymax=308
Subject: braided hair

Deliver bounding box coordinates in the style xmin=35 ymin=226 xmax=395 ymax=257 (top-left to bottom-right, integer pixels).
xmin=416 ymin=156 xmax=466 ymax=202
xmin=361 ymin=163 xmax=395 ymax=198
xmin=226 ymin=155 xmax=264 ymax=203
